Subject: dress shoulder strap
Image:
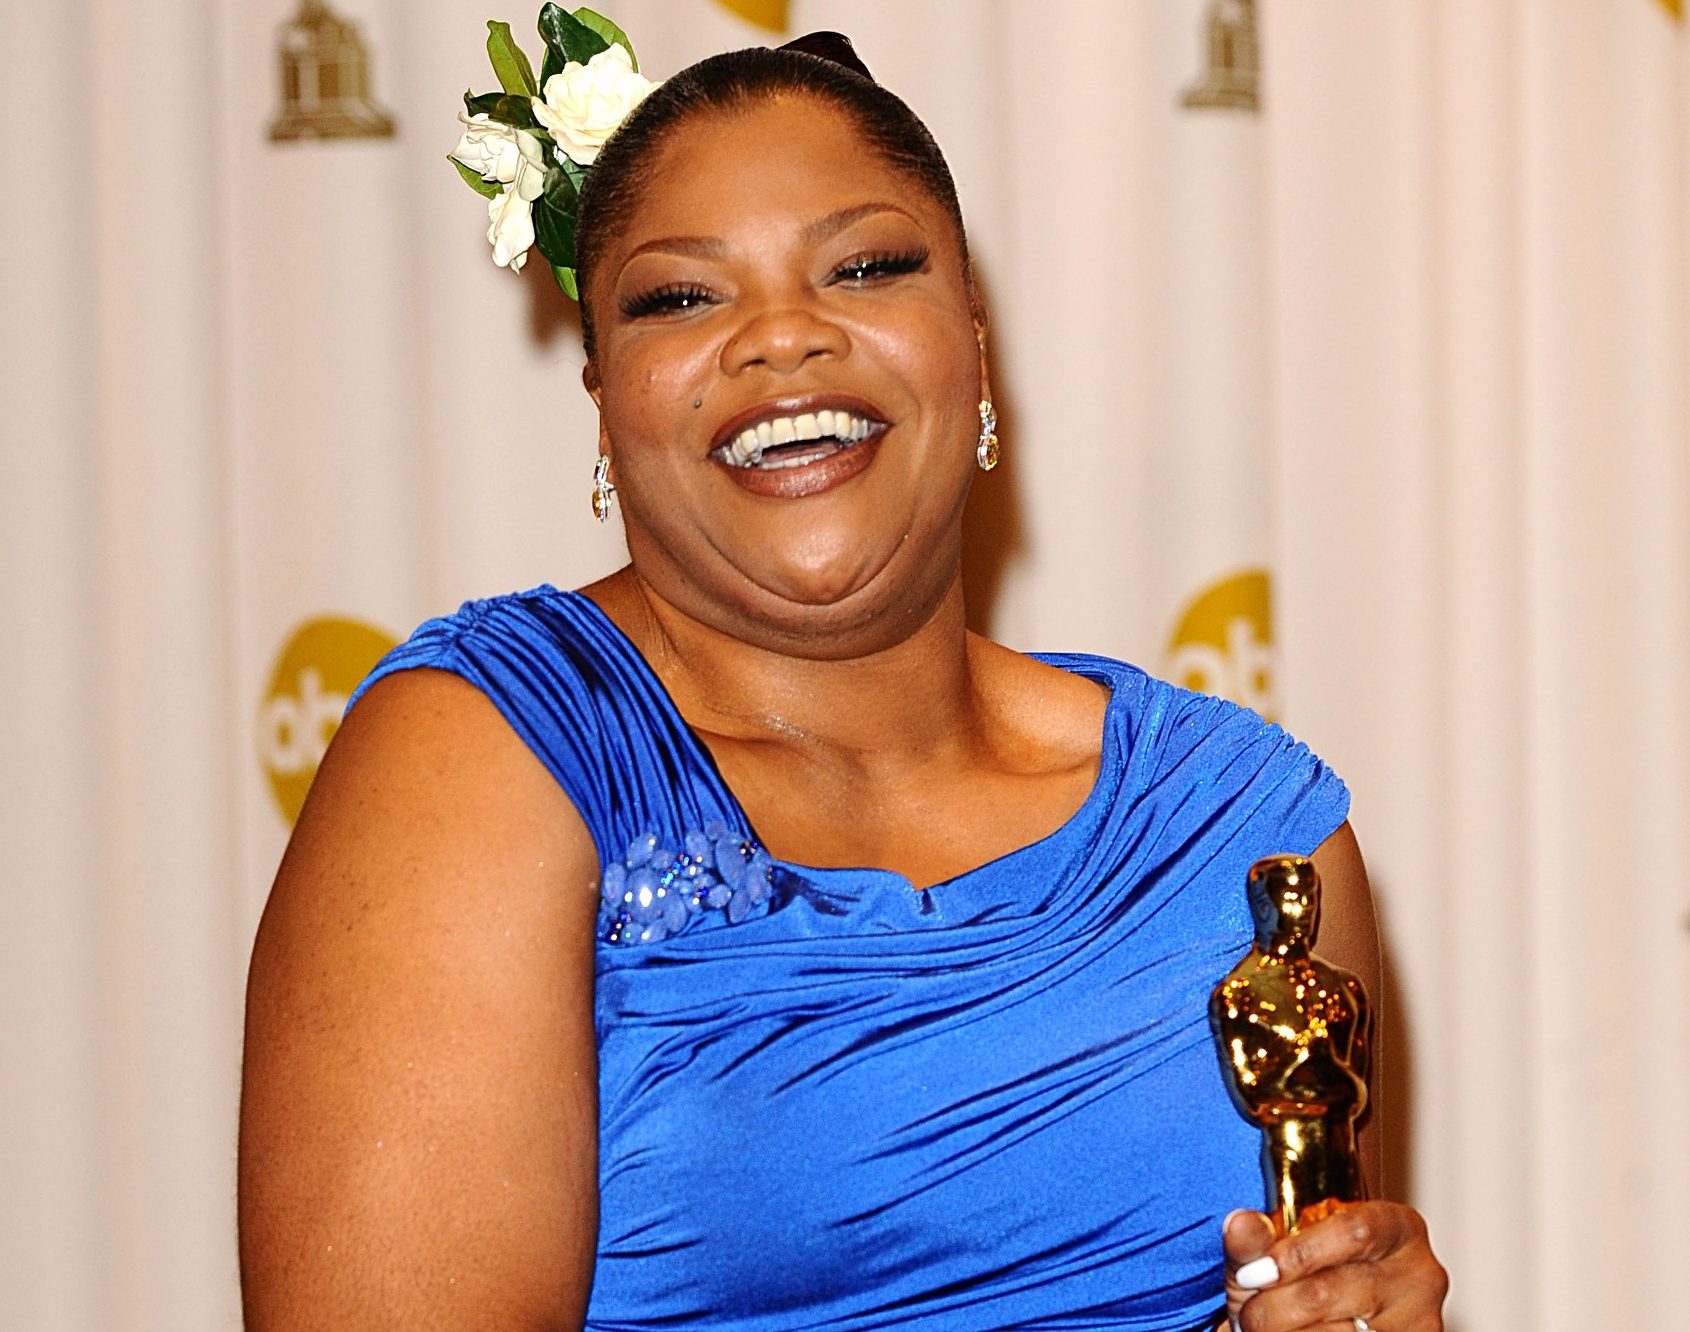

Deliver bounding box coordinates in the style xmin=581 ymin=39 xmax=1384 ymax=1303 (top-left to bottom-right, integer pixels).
xmin=347 ymin=586 xmax=747 ymax=864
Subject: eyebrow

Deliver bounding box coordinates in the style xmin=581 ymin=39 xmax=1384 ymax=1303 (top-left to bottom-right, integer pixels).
xmin=620 ymin=202 xmax=918 ymax=267
xmin=801 ymin=201 xmax=915 ymax=243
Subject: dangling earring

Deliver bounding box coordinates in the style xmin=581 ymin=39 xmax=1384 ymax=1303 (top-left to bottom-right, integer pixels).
xmin=976 ymin=400 xmax=1000 ymax=471
xmin=591 ymin=455 xmax=616 ymax=522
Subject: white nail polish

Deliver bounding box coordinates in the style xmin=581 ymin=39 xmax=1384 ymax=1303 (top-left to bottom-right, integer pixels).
xmin=1233 ymin=1255 xmax=1280 ymax=1290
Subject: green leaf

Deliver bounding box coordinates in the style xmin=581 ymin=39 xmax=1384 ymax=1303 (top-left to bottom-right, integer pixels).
xmin=462 ymin=89 xmax=539 ymax=130
xmin=571 ymin=7 xmax=637 ymax=70
xmin=533 ymin=201 xmax=576 ymax=269
xmin=538 ymin=2 xmax=610 ymax=68
xmin=492 ymin=93 xmax=540 ymax=129
xmin=485 ymin=20 xmax=538 ymax=96
xmin=552 ymin=157 xmax=586 ymax=201
xmin=448 ymin=153 xmax=502 ymax=200
xmin=540 ymin=45 xmax=562 ymax=89
xmin=552 ymin=265 xmax=580 ymax=301
xmin=532 ymin=166 xmax=579 ymax=269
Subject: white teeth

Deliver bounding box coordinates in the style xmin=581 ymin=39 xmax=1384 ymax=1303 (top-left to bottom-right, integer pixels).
xmin=759 ymin=447 xmax=831 ymax=471
xmin=716 ymin=409 xmax=880 ymax=467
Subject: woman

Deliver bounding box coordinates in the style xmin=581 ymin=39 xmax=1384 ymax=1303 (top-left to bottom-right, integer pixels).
xmin=239 ymin=29 xmax=1448 ymax=1332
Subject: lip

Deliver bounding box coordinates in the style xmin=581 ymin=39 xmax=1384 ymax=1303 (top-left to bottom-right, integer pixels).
xmin=716 ymin=431 xmax=884 ymax=500
xmin=705 ymin=391 xmax=890 ymax=458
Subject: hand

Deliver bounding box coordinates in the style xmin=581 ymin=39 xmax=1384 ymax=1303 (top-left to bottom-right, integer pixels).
xmin=1221 ymin=1203 xmax=1448 ymax=1331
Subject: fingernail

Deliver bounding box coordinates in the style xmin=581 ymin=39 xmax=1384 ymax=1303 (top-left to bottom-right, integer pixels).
xmin=1233 ymin=1256 xmax=1280 ymax=1290
xmin=1222 ymin=1209 xmax=1248 ymax=1231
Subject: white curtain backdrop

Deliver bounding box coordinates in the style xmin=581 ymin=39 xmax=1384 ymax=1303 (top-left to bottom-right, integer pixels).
xmin=3 ymin=2 xmax=1685 ymax=1329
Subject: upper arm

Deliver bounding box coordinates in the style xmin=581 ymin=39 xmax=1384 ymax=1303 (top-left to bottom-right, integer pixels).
xmin=238 ymin=668 xmax=601 ymax=1331
xmin=1308 ymin=820 xmax=1386 ymax=1197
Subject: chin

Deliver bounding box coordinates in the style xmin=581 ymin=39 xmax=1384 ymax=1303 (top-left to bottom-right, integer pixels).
xmin=750 ymin=528 xmax=894 ymax=609
xmin=729 ymin=532 xmax=962 ymax=660
xmin=624 ymin=484 xmax=965 ymax=656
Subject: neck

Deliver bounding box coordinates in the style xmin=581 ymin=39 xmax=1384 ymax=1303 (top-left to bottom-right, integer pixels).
xmin=595 ymin=567 xmax=984 ymax=770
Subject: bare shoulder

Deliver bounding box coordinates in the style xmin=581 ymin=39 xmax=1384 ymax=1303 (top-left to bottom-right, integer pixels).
xmin=1309 ymin=820 xmax=1387 ymax=1190
xmin=1308 ymin=821 xmax=1380 ymax=989
xmin=239 ymin=667 xmax=601 ymax=1329
xmin=967 ymin=634 xmax=1112 ymax=772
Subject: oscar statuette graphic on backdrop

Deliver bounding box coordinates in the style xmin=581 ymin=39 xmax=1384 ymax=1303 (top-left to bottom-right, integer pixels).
xmin=270 ymin=0 xmax=396 ymax=141
xmin=1183 ymin=0 xmax=1260 ymax=112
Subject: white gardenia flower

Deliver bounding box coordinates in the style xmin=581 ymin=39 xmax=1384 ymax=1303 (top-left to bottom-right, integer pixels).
xmin=452 ymin=114 xmax=519 ymax=184
xmin=487 ymin=180 xmax=538 ymax=271
xmin=459 ymin=122 xmax=546 ymax=272
xmin=452 ymin=114 xmax=549 ymax=188
xmin=532 ymin=43 xmax=657 ymax=166
xmin=487 ymin=142 xmax=546 ymax=272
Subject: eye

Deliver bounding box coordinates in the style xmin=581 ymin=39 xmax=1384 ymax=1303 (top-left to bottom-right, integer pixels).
xmin=619 ymin=282 xmax=719 ymax=319
xmin=830 ymin=248 xmax=930 ymax=286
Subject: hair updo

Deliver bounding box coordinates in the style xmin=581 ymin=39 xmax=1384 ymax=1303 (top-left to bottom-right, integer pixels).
xmin=573 ymin=32 xmax=970 ymax=361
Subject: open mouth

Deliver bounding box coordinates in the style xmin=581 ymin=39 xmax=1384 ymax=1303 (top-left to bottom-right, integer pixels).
xmin=711 ymin=408 xmax=885 ymax=471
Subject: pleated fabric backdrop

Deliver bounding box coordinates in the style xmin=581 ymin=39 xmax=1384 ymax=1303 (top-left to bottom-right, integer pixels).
xmin=2 ymin=2 xmax=1685 ymax=1329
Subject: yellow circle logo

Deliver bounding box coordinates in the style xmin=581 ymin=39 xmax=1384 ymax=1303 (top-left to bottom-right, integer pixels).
xmin=1164 ymin=569 xmax=1278 ymax=721
xmin=257 ymin=615 xmax=398 ymax=824
xmin=712 ymin=0 xmax=790 ymax=31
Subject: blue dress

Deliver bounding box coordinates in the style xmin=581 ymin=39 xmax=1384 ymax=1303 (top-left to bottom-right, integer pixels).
xmin=351 ymin=586 xmax=1350 ymax=1331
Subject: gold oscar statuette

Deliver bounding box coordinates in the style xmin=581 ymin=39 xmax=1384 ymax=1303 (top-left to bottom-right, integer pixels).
xmin=1210 ymin=855 xmax=1371 ymax=1235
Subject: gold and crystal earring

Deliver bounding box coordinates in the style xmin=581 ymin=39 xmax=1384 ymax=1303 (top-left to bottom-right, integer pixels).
xmin=591 ymin=455 xmax=616 ymax=522
xmin=976 ymin=400 xmax=1000 ymax=471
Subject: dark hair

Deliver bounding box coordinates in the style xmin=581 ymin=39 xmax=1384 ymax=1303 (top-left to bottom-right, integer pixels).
xmin=574 ymin=33 xmax=970 ymax=361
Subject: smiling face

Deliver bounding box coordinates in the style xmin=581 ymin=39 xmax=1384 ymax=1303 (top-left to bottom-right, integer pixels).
xmin=583 ymin=93 xmax=988 ymax=657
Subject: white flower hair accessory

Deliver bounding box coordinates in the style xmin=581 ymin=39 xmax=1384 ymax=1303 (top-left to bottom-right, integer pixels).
xmin=451 ymin=116 xmax=549 ymax=272
xmin=534 ymin=43 xmax=655 ymax=167
xmin=449 ymin=5 xmax=657 ymax=297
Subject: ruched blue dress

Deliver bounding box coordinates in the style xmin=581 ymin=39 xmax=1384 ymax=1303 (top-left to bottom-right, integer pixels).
xmin=350 ymin=586 xmax=1350 ymax=1332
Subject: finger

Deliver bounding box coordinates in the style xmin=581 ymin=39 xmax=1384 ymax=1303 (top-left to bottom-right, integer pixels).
xmin=1222 ymin=1210 xmax=1281 ymax=1331
xmin=1242 ymin=1287 xmax=1443 ymax=1332
xmin=1223 ymin=1209 xmax=1278 ymax=1273
xmin=1291 ymin=1323 xmax=1381 ymax=1332
xmin=1233 ymin=1259 xmax=1384 ymax=1332
xmin=1269 ymin=1201 xmax=1426 ymax=1284
xmin=1231 ymin=1254 xmax=1280 ymax=1292
xmin=1258 ymin=1323 xmax=1379 ymax=1332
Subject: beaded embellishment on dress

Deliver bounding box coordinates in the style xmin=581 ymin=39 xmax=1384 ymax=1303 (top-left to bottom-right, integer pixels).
xmin=599 ymin=822 xmax=777 ymax=945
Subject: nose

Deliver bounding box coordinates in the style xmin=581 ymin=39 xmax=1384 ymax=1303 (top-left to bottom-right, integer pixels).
xmin=718 ymin=295 xmax=849 ymax=377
